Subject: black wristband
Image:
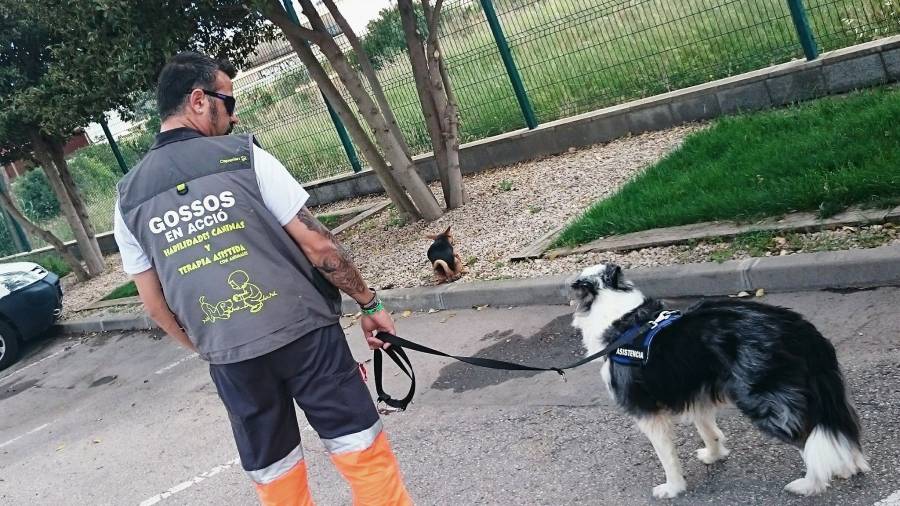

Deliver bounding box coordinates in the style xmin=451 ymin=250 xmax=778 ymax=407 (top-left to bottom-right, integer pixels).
xmin=359 ymin=289 xmax=378 ymax=310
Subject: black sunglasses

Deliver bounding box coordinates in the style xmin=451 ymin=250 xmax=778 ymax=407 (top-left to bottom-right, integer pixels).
xmin=197 ymin=89 xmax=236 ymax=115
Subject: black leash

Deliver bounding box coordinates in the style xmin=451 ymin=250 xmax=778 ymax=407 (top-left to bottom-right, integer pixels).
xmin=373 ymin=323 xmax=652 ymax=410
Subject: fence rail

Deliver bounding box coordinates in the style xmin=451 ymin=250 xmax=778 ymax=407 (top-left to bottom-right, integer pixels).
xmin=2 ymin=0 xmax=899 ymax=257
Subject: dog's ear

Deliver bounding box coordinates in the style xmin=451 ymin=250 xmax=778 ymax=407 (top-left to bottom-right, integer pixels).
xmin=442 ymin=225 xmax=452 ymax=238
xmin=426 ymin=233 xmax=437 ymax=240
xmin=602 ymin=264 xmax=626 ymax=290
xmin=570 ymin=278 xmax=597 ymax=312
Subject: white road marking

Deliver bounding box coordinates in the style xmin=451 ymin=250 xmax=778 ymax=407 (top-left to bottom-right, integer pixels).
xmin=154 ymin=353 xmax=199 ymax=375
xmin=0 ymin=422 xmax=52 ymax=449
xmin=0 ymin=342 xmax=82 ymax=383
xmin=876 ymin=489 xmax=900 ymax=506
xmin=138 ymin=457 xmax=240 ymax=506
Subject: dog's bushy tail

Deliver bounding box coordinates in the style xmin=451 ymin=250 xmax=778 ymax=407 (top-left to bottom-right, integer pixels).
xmin=433 ymin=259 xmax=452 ymax=278
xmin=790 ymin=361 xmax=869 ymax=495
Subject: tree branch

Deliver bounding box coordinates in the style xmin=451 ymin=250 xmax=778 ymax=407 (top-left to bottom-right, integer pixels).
xmin=321 ymin=0 xmax=411 ymax=157
xmin=297 ymin=0 xmax=330 ymax=35
xmin=426 ymin=0 xmax=444 ymax=39
xmin=257 ymin=0 xmax=326 ymax=46
xmin=268 ymin=6 xmax=420 ymax=219
xmin=0 ymin=189 xmax=90 ymax=282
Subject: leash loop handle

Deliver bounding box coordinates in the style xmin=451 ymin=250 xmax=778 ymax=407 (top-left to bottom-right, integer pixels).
xmin=374 ymin=344 xmax=415 ymax=410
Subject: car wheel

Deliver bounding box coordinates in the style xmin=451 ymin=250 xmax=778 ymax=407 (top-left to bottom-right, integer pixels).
xmin=0 ymin=320 xmax=20 ymax=372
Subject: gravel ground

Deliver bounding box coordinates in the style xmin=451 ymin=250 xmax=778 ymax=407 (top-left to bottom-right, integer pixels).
xmin=316 ymin=125 xmax=704 ymax=289
xmin=60 ymin=253 xmax=130 ymax=320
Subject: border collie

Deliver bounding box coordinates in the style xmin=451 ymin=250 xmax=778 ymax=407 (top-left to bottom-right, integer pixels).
xmin=569 ymin=263 xmax=869 ymax=499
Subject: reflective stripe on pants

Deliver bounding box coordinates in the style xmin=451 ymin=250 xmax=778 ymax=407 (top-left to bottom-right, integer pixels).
xmin=254 ymin=458 xmax=314 ymax=506
xmin=330 ymin=431 xmax=412 ymax=506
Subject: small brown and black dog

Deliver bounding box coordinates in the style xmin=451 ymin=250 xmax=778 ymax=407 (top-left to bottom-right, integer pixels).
xmin=426 ymin=226 xmax=464 ymax=283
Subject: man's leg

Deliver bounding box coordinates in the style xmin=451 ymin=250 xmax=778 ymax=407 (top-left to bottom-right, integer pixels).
xmin=210 ymin=357 xmax=314 ymax=506
xmin=285 ymin=324 xmax=412 ymax=506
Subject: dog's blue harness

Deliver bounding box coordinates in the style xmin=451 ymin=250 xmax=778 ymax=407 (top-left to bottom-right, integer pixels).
xmin=611 ymin=310 xmax=682 ymax=366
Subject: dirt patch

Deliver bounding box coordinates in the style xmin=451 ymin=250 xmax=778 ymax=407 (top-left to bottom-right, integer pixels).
xmin=60 ymin=253 xmax=130 ymax=320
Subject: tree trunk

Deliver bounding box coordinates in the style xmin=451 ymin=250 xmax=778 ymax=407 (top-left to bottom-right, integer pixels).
xmin=321 ymin=0 xmax=412 ymax=159
xmin=398 ymin=0 xmax=452 ymax=206
xmin=427 ymin=36 xmax=464 ymax=208
xmin=48 ymin=137 xmax=104 ymax=265
xmin=281 ymin=27 xmax=419 ymax=220
xmin=0 ymin=188 xmax=90 ymax=282
xmin=259 ymin=0 xmax=420 ymax=220
xmin=400 ymin=0 xmax=464 ymax=209
xmin=29 ymin=131 xmax=104 ymax=277
xmin=436 ymin=42 xmax=467 ymax=204
xmin=0 ymin=169 xmax=29 ymax=253
xmin=297 ymin=0 xmax=443 ymax=221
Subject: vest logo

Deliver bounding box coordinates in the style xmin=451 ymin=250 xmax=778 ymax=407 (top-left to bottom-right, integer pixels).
xmin=219 ymin=155 xmax=248 ymax=164
xmin=149 ymin=190 xmax=236 ymax=243
xmin=199 ymin=270 xmax=278 ymax=324
xmin=615 ymin=348 xmax=645 ymax=359
xmin=176 ymin=183 xmax=188 ymax=195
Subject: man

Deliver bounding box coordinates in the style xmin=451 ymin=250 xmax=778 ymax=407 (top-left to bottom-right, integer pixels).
xmin=113 ymin=51 xmax=412 ymax=505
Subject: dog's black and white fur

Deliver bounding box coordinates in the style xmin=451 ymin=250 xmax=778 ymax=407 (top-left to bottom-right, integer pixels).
xmin=570 ymin=263 xmax=869 ymax=499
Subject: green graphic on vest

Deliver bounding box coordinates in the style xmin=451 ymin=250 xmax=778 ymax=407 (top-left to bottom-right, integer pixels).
xmin=199 ymin=270 xmax=278 ymax=324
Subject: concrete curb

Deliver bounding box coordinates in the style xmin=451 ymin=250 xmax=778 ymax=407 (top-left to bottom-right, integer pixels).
xmin=55 ymin=244 xmax=900 ymax=335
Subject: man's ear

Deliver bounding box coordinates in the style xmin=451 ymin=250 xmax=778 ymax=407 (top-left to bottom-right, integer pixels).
xmin=187 ymin=88 xmax=206 ymax=114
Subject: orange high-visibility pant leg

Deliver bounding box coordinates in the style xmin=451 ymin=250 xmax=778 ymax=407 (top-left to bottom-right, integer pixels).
xmin=254 ymin=459 xmax=315 ymax=506
xmin=330 ymin=432 xmax=412 ymax=506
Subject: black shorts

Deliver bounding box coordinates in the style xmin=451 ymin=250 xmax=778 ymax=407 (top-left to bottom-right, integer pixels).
xmin=209 ymin=324 xmax=380 ymax=474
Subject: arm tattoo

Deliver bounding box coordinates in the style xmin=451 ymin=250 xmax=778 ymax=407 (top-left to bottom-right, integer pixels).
xmin=297 ymin=208 xmax=368 ymax=297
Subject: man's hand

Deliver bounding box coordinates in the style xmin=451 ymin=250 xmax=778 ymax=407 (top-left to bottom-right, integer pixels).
xmin=132 ymin=269 xmax=198 ymax=353
xmin=360 ymin=309 xmax=395 ymax=350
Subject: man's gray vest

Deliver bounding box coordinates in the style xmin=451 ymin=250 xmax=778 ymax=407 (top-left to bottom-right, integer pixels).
xmin=117 ymin=128 xmax=341 ymax=364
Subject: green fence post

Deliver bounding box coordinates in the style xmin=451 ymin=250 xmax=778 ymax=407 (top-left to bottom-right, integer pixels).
xmin=0 ymin=173 xmax=31 ymax=253
xmin=100 ymin=117 xmax=129 ymax=175
xmin=281 ymin=0 xmax=362 ymax=173
xmin=786 ymin=0 xmax=819 ymax=61
xmin=322 ymin=92 xmax=362 ymax=173
xmin=479 ymin=0 xmax=538 ymax=129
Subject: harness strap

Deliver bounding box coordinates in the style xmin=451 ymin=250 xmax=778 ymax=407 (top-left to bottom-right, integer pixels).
xmin=373 ymin=324 xmax=651 ymax=410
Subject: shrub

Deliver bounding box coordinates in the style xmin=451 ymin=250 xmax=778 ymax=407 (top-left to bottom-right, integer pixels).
xmin=31 ymin=253 xmax=72 ymax=278
xmin=12 ymin=169 xmax=60 ymax=221
xmin=361 ymin=5 xmax=427 ymax=69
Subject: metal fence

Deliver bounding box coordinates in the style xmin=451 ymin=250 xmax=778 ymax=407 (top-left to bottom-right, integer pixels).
xmin=235 ymin=0 xmax=899 ymax=184
xmin=2 ymin=0 xmax=898 ymax=257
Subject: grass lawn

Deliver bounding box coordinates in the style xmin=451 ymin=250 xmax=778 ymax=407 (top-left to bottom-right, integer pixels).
xmin=102 ymin=280 xmax=138 ymax=301
xmin=554 ymin=87 xmax=900 ymax=248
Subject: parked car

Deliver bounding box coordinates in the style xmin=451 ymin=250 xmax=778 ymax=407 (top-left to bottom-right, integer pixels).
xmin=0 ymin=262 xmax=63 ymax=371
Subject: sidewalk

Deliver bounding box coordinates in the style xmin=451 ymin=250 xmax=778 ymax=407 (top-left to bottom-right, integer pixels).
xmin=55 ymin=243 xmax=900 ymax=335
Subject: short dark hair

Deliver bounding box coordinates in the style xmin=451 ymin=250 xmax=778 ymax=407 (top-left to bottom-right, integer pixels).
xmin=156 ymin=52 xmax=237 ymax=120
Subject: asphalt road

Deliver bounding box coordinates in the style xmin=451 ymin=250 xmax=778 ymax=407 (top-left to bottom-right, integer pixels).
xmin=1 ymin=287 xmax=899 ymax=505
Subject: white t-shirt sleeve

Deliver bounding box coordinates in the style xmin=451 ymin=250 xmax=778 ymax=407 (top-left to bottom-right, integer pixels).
xmin=113 ymin=200 xmax=152 ymax=275
xmin=253 ymin=145 xmax=309 ymax=225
